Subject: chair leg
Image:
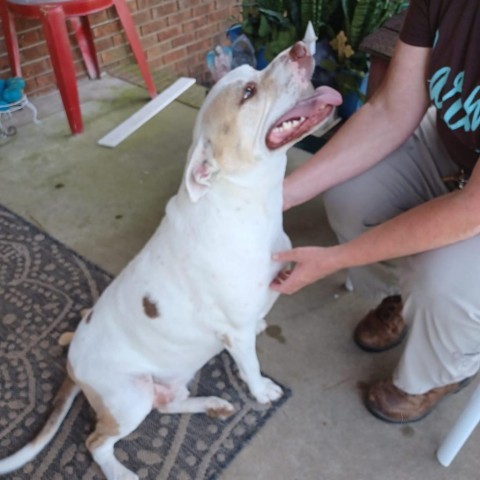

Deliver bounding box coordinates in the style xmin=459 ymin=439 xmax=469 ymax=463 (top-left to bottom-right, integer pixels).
xmin=0 ymin=0 xmax=22 ymax=76
xmin=113 ymin=0 xmax=156 ymax=98
xmin=69 ymin=16 xmax=101 ymax=80
xmin=41 ymin=5 xmax=83 ymax=134
xmin=437 ymin=382 xmax=480 ymax=467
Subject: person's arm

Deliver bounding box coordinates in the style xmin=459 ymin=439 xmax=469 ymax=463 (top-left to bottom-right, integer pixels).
xmin=273 ymin=157 xmax=480 ymax=294
xmin=283 ymin=40 xmax=431 ymax=210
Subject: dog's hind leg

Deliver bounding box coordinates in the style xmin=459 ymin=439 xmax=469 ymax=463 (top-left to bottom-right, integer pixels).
xmin=80 ymin=375 xmax=155 ymax=480
xmin=155 ymin=385 xmax=234 ymax=419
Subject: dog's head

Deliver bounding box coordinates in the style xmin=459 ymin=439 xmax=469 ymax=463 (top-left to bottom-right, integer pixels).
xmin=185 ymin=41 xmax=342 ymax=201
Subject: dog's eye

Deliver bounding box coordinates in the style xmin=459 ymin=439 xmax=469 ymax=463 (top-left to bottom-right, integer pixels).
xmin=241 ymin=83 xmax=257 ymax=103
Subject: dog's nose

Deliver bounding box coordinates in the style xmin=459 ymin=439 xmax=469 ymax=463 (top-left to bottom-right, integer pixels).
xmin=289 ymin=42 xmax=308 ymax=61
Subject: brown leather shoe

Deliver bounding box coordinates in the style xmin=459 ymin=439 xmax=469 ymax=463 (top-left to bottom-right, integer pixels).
xmin=354 ymin=295 xmax=407 ymax=352
xmin=365 ymin=377 xmax=473 ymax=424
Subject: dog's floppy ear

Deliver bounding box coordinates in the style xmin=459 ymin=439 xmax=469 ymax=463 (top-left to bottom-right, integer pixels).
xmin=185 ymin=140 xmax=219 ymax=202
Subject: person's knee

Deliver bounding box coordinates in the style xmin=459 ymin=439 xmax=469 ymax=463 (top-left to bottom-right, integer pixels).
xmin=323 ymin=183 xmax=367 ymax=241
xmin=400 ymin=250 xmax=465 ymax=322
xmin=399 ymin=249 xmax=480 ymax=385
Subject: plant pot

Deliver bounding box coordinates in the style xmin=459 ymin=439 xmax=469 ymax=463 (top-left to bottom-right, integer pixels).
xmin=226 ymin=23 xmax=242 ymax=43
xmin=337 ymin=72 xmax=369 ymax=119
xmin=311 ymin=65 xmax=337 ymax=90
xmin=255 ymin=46 xmax=269 ymax=70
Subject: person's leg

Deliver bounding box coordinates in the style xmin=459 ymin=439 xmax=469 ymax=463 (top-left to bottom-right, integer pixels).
xmin=323 ymin=108 xmax=461 ymax=352
xmin=397 ymin=235 xmax=480 ymax=392
xmin=321 ymin=108 xmax=479 ymax=422
xmin=366 ymin=234 xmax=480 ymax=423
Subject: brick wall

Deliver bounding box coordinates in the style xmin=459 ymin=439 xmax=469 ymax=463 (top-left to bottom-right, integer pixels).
xmin=0 ymin=0 xmax=239 ymax=97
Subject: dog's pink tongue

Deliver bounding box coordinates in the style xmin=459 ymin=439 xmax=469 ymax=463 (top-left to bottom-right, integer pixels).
xmin=275 ymin=86 xmax=342 ymax=124
xmin=307 ymin=84 xmax=343 ymax=107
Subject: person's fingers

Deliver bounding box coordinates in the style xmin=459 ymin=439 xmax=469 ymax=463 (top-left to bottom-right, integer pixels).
xmin=270 ymin=275 xmax=300 ymax=294
xmin=271 ymin=268 xmax=293 ymax=285
xmin=272 ymin=249 xmax=301 ymax=263
xmin=270 ymin=267 xmax=304 ymax=294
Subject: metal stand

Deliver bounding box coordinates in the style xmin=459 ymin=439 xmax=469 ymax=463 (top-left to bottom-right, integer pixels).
xmin=0 ymin=94 xmax=40 ymax=142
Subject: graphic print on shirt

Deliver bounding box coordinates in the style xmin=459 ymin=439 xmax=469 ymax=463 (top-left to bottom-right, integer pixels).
xmin=429 ymin=66 xmax=480 ymax=133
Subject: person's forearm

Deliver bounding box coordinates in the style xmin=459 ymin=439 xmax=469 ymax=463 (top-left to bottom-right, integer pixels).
xmin=272 ymin=162 xmax=480 ymax=296
xmin=332 ymin=187 xmax=480 ymax=273
xmin=284 ymin=41 xmax=432 ymax=211
xmin=284 ymin=103 xmax=413 ymax=209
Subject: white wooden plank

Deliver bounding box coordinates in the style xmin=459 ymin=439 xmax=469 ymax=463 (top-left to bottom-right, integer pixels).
xmin=98 ymin=77 xmax=196 ymax=148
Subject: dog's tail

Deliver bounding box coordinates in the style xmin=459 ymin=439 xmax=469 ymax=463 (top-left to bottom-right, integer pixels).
xmin=0 ymin=376 xmax=80 ymax=474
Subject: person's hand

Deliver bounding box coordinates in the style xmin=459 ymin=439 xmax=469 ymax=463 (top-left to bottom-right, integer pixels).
xmin=270 ymin=246 xmax=340 ymax=295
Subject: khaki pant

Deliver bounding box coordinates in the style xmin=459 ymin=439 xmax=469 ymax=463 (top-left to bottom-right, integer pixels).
xmin=323 ymin=108 xmax=480 ymax=394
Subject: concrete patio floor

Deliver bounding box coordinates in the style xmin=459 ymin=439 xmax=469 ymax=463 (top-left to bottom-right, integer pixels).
xmin=0 ymin=74 xmax=478 ymax=480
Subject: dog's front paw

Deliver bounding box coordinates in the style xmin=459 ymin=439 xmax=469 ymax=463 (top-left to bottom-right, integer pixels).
xmin=205 ymin=397 xmax=235 ymax=419
xmin=251 ymin=377 xmax=283 ymax=404
xmin=106 ymin=464 xmax=139 ymax=480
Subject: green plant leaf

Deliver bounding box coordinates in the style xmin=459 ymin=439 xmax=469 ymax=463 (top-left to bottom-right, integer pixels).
xmin=349 ymin=0 xmax=374 ymax=49
xmin=300 ymin=0 xmax=342 ymax=37
xmin=319 ymin=58 xmax=339 ymax=73
xmin=242 ymin=20 xmax=255 ymax=36
xmin=286 ymin=0 xmax=302 ymax=37
xmin=259 ymin=7 xmax=290 ymax=28
xmin=277 ymin=25 xmax=297 ymax=45
xmin=258 ymin=13 xmax=272 ymax=38
xmin=341 ymin=0 xmax=353 ymax=39
xmin=339 ymin=0 xmax=408 ymax=49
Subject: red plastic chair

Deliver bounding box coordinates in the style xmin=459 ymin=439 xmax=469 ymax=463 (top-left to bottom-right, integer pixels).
xmin=0 ymin=0 xmax=157 ymax=134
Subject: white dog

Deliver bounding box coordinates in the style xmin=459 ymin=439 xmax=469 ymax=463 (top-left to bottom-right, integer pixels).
xmin=0 ymin=41 xmax=341 ymax=479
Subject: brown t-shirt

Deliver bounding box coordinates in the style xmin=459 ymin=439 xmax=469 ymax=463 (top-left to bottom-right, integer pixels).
xmin=399 ymin=0 xmax=480 ymax=171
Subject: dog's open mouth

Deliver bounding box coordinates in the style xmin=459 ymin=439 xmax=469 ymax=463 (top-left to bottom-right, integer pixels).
xmin=266 ymin=86 xmax=342 ymax=149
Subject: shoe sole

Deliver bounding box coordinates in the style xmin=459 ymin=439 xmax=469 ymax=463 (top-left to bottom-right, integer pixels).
xmin=365 ymin=376 xmax=474 ymax=424
xmin=354 ymin=327 xmax=408 ymax=353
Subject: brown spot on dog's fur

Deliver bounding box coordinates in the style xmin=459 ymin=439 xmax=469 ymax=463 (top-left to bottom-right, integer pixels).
xmin=67 ymin=362 xmax=120 ymax=451
xmin=66 ymin=360 xmax=75 ymax=379
xmin=143 ymin=296 xmax=160 ymax=319
xmin=66 ymin=362 xmax=120 ymax=450
xmin=207 ymin=406 xmax=234 ymax=418
xmin=86 ymin=414 xmax=120 ymax=451
xmin=32 ymin=376 xmax=77 ymax=445
xmin=58 ymin=331 xmax=74 ymax=346
xmin=201 ymin=82 xmax=256 ymax=170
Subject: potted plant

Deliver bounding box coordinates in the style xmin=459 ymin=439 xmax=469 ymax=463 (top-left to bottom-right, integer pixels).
xmin=316 ymin=0 xmax=408 ymax=117
xmin=239 ymin=1 xmax=297 ymax=68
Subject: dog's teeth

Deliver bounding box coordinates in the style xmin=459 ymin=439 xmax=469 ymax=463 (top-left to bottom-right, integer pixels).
xmin=273 ymin=117 xmax=305 ymax=134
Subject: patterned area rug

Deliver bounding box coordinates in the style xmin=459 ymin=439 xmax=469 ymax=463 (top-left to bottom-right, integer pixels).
xmin=0 ymin=205 xmax=291 ymax=479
